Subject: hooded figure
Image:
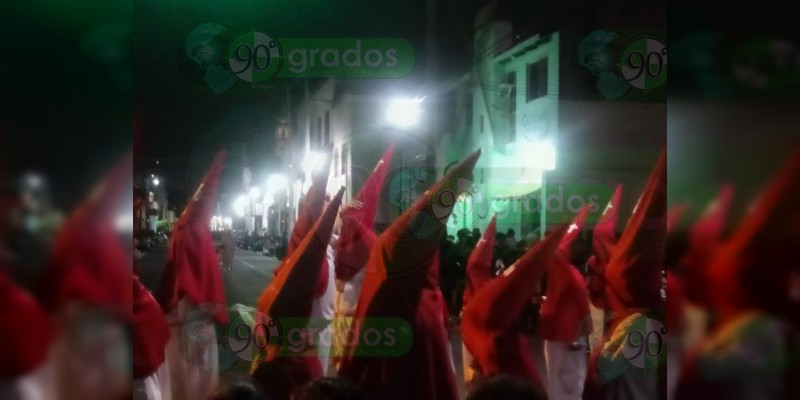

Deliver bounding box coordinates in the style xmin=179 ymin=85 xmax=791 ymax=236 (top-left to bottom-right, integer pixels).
xmin=331 ymin=146 xmax=393 ymax=369
xmin=539 ymin=206 xmax=593 ymax=400
xmin=586 ymin=150 xmax=667 ymax=400
xmin=41 ymin=152 xmax=133 ymax=400
xmin=0 ymin=269 xmax=55 ymax=400
xmin=133 ymin=274 xmax=171 ymax=400
xmin=338 ymin=150 xmax=481 ymax=400
xmin=461 ymin=223 xmax=569 ymax=389
xmin=677 ymin=151 xmax=800 ymax=400
xmin=252 ymin=187 xmax=345 ymax=400
xmin=158 ymin=150 xmax=228 ymax=400
xmin=587 ymin=185 xmax=622 ymax=311
xmin=460 ymin=214 xmax=497 ymax=387
xmin=681 ymin=185 xmax=733 ymax=309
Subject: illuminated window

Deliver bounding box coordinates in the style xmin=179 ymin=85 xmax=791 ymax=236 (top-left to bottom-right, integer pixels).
xmin=527 ymin=59 xmax=548 ymax=102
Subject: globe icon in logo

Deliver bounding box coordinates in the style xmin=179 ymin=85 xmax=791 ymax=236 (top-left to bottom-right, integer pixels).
xmin=178 ymin=23 xmax=239 ymax=94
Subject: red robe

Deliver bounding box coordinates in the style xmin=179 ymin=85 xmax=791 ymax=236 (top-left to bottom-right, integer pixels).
xmin=462 ymin=215 xmax=497 ymax=310
xmin=338 ymin=149 xmax=481 ymax=400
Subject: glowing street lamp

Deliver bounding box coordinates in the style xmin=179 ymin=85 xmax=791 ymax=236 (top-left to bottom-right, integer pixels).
xmin=385 ymin=97 xmax=423 ymax=129
xmin=267 ymin=174 xmax=289 ymax=192
xmin=232 ymin=195 xmax=246 ymax=218
xmin=302 ymin=151 xmax=327 ymax=175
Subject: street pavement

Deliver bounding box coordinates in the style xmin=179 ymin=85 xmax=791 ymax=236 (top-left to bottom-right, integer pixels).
xmin=137 ymin=245 xmax=280 ymax=308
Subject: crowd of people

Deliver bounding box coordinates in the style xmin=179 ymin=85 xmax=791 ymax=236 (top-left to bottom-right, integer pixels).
xmin=1 ymin=145 xmax=798 ymax=400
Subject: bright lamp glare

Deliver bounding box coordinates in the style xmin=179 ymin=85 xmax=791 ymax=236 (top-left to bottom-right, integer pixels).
xmin=519 ymin=141 xmax=557 ymax=170
xmin=233 ymin=195 xmax=247 ymax=217
xmin=267 ymin=174 xmax=289 ymax=192
xmin=302 ymin=152 xmax=326 ymax=175
xmin=386 ymin=98 xmax=422 ymax=129
xmin=115 ymin=214 xmax=133 ymax=232
xmin=153 ymin=178 xmax=160 ymax=186
xmin=249 ymin=186 xmax=261 ymax=199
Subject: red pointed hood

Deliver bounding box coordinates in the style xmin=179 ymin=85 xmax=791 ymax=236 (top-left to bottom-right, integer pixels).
xmin=708 ymin=150 xmax=800 ymax=323
xmin=682 ymin=185 xmax=733 ymax=307
xmin=158 ymin=150 xmax=228 ymax=324
xmin=365 ymin=149 xmax=481 ymax=287
xmin=463 ymin=215 xmax=497 ymax=309
xmin=344 ymin=144 xmax=394 ymax=227
xmin=539 ymin=261 xmax=593 ymax=342
xmin=177 ymin=150 xmax=225 ymax=228
xmin=335 ymin=146 xmax=394 ymax=282
xmin=605 ymin=150 xmax=667 ymax=314
xmin=41 ymin=152 xmax=133 ymax=319
xmin=258 ymin=187 xmax=345 ymax=321
xmin=462 ymin=224 xmax=569 ymax=381
xmin=132 ymin=274 xmax=169 ymax=379
xmin=587 ymin=184 xmax=621 ymax=309
xmin=559 ymin=205 xmax=590 ymax=259
xmin=0 ymin=270 xmax=54 ymax=378
xmin=289 ymin=153 xmax=332 ymax=255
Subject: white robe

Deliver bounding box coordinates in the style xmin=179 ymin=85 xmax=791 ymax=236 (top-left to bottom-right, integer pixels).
xmin=310 ymin=244 xmax=337 ymax=376
xmin=164 ymin=298 xmax=219 ymax=400
xmin=132 ymin=361 xmax=171 ymax=400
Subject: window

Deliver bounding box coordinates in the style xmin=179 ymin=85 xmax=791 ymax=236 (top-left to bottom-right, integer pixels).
xmin=324 ymin=111 xmax=330 ymax=145
xmin=317 ymin=117 xmax=323 ymax=147
xmin=526 ymin=59 xmax=548 ymax=102
xmin=506 ymin=72 xmax=517 ymax=142
xmin=465 ymin=97 xmax=473 ymax=131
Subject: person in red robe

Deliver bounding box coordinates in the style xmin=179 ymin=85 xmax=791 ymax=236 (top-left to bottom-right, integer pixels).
xmin=460 ymin=214 xmax=497 ymax=388
xmin=585 ymin=150 xmax=666 ymax=400
xmin=251 ymin=187 xmax=345 ymax=400
xmin=332 ymin=146 xmax=393 ymax=370
xmin=0 ymin=268 xmax=55 ymax=400
xmin=676 ymin=150 xmax=800 ymax=400
xmin=586 ymin=184 xmax=622 ymax=312
xmin=36 ymin=152 xmax=133 ymax=400
xmin=338 ymin=150 xmax=481 ymax=400
xmin=461 ymin=222 xmax=569 ymax=392
xmin=276 ymin=154 xmax=338 ymax=375
xmin=665 ymin=185 xmax=734 ymax=400
xmin=157 ymin=150 xmax=229 ymax=400
xmin=539 ymin=206 xmax=593 ymax=400
xmin=133 ymin=274 xmax=171 ymax=400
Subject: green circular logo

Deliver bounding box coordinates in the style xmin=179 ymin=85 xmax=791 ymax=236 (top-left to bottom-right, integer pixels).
xmin=226 ymin=30 xmax=283 ymax=83
xmin=621 ymin=316 xmax=667 ymax=370
xmin=619 ymin=37 xmax=667 ymax=91
xmin=224 ymin=309 xmax=283 ymax=362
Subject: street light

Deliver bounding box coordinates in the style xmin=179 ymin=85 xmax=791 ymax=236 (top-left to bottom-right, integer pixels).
xmin=153 ymin=177 xmax=160 ymax=186
xmin=302 ymin=151 xmax=326 ymax=175
xmin=267 ymin=174 xmax=289 ymax=192
xmin=385 ymin=97 xmax=423 ymax=129
xmin=233 ymin=195 xmax=246 ymax=218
